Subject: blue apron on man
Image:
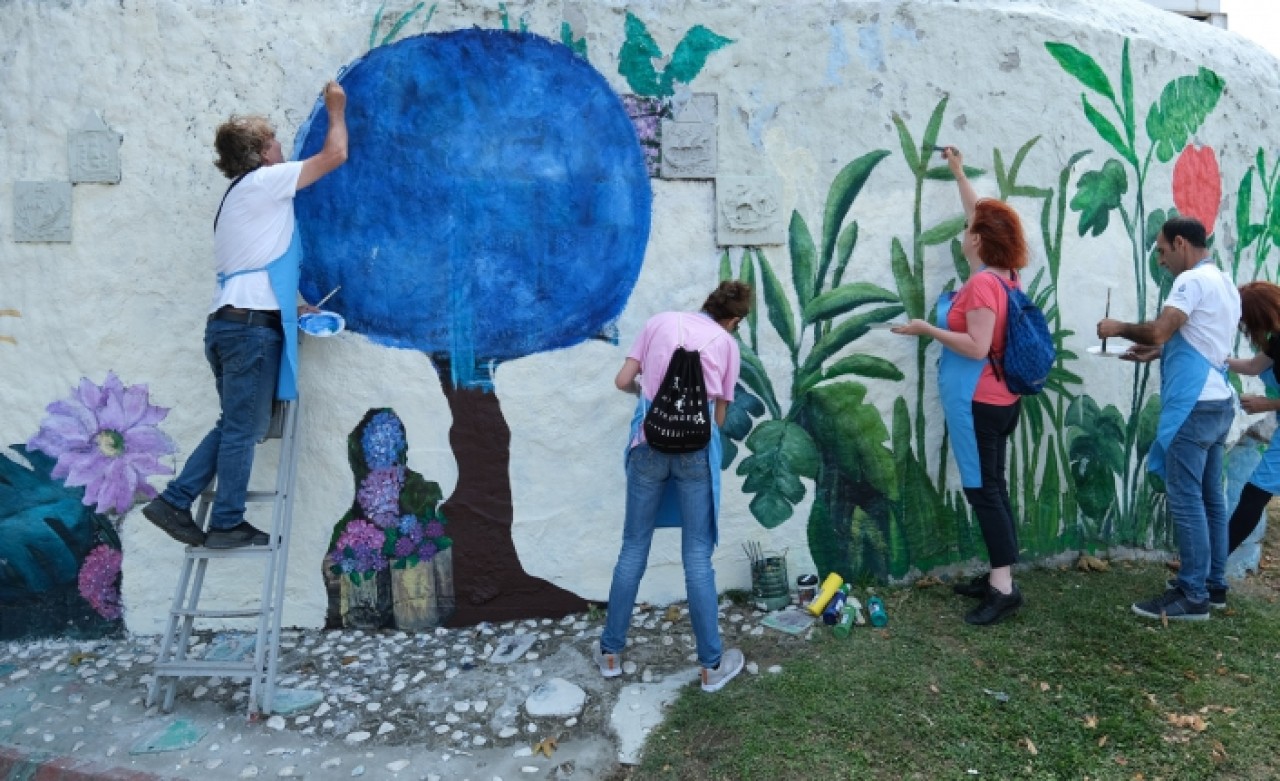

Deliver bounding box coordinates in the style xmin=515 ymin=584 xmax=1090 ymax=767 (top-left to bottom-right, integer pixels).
xmin=216 ymin=231 xmax=303 ymax=401
xmin=1148 ymin=331 xmax=1229 ymax=479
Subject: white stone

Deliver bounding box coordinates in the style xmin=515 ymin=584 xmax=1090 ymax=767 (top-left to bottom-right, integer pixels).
xmin=512 ymin=746 xmax=533 ymax=757
xmin=321 ymin=758 xmax=341 ymax=769
xmin=345 ymin=731 xmax=371 ymax=743
xmin=240 ymin=766 xmax=259 ymax=778
xmin=314 ymin=702 xmax=330 ymax=718
xmin=498 ymin=726 xmax=519 ymax=739
xmin=377 ymin=722 xmax=394 ymax=736
xmin=277 ymin=766 xmax=300 ymax=777
xmin=746 ymin=662 xmax=760 ymax=675
xmin=265 ymin=716 xmax=286 ymax=731
xmin=767 ymin=665 xmax=783 ymax=674
xmin=386 ymin=759 xmax=410 ymax=773
xmin=523 ymin=677 xmax=585 ymax=718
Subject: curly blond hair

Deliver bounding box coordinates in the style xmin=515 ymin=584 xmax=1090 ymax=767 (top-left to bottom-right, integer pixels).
xmin=214 ymin=115 xmax=275 ymax=179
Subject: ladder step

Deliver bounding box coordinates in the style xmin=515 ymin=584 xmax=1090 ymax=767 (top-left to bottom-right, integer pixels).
xmin=153 ymin=659 xmax=262 ymax=678
xmin=198 ymin=490 xmax=279 ymax=503
xmin=183 ymin=545 xmax=278 ymax=559
xmin=169 ymin=608 xmax=264 ymax=619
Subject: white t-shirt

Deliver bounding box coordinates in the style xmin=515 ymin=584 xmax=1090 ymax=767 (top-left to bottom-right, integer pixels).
xmin=209 ymin=161 xmax=304 ymax=313
xmin=1164 ymin=261 xmax=1241 ymax=401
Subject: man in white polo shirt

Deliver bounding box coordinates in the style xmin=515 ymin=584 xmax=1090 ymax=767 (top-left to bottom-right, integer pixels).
xmin=1098 ymin=216 xmax=1240 ymax=621
xmin=142 ymin=81 xmax=349 ymax=549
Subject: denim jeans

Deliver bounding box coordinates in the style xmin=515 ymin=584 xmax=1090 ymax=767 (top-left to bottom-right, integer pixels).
xmin=1165 ymin=398 xmax=1234 ymax=602
xmin=963 ymin=400 xmax=1022 ymax=569
xmin=601 ymin=444 xmax=722 ymax=668
xmin=162 ymin=319 xmax=281 ymax=530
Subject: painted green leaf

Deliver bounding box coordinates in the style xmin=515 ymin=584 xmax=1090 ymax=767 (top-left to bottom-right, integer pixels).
xmin=1045 ymin=42 xmax=1115 ymax=101
xmin=741 ymin=250 xmax=759 ymax=349
xmin=1145 ymin=67 xmax=1225 ymax=163
xmin=662 ymin=25 xmax=733 ymax=94
xmin=382 ymin=2 xmax=427 ymax=46
xmin=736 ymin=420 xmax=819 ymax=528
xmin=802 ymin=282 xmax=899 ymax=324
xmin=890 ymin=237 xmax=923 ymax=318
xmin=560 ymin=20 xmax=587 ymax=58
xmin=1135 ymin=392 xmax=1162 ymax=462
xmin=818 ymin=354 xmax=905 ymax=384
xmin=1083 ymin=95 xmax=1135 ymax=167
xmin=994 ymin=147 xmax=1009 ymax=196
xmin=1120 ymin=40 xmax=1135 ymax=148
xmin=736 ymin=341 xmax=781 ymax=420
xmin=789 ymin=211 xmax=818 ymax=311
xmin=1009 ymin=135 xmax=1042 ymax=188
xmin=719 ymin=386 xmax=766 ymax=470
xmin=830 ymin=221 xmax=859 ymax=289
xmin=891 ymin=113 xmax=920 ymax=175
xmin=756 ymin=249 xmax=798 ymax=355
xmin=1236 ymin=167 xmax=1255 ymax=243
xmin=950 ymin=238 xmax=969 ymax=283
xmin=717 ymin=248 xmax=731 ymax=281
xmin=804 ymin=382 xmax=898 ymax=502
xmin=919 ymin=96 xmax=948 ymax=162
xmin=618 ymin=12 xmax=664 ymax=97
xmin=798 ymin=305 xmax=905 ymax=382
xmin=820 ymin=151 xmax=890 ymax=278
xmin=922 ymin=165 xmax=985 ymax=181
xmin=1071 ymin=159 xmax=1129 ymax=237
xmin=1269 ymin=178 xmax=1280 ymax=245
xmin=920 ymin=215 xmax=966 ymax=247
xmin=1065 ymin=395 xmax=1124 ymax=521
xmin=401 ymin=472 xmax=443 ymax=517
xmin=1257 ymin=148 xmax=1269 ymax=187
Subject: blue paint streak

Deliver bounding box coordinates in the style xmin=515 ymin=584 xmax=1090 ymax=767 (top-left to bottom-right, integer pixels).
xmin=890 ymin=23 xmax=920 ymax=43
xmin=857 ymin=24 xmax=884 ymax=72
xmin=293 ymin=31 xmax=651 ymax=386
xmin=825 ymin=22 xmax=849 ymax=86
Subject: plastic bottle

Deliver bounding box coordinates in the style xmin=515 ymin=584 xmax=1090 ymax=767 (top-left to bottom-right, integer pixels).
xmin=806 ymin=573 xmax=844 ymax=616
xmin=833 ymin=603 xmax=856 ymax=638
xmin=822 ymin=584 xmax=851 ymax=625
xmin=867 ymin=596 xmax=888 ymax=627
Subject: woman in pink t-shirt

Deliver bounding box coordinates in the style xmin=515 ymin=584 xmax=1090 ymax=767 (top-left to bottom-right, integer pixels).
xmin=893 ymin=147 xmax=1028 ymax=626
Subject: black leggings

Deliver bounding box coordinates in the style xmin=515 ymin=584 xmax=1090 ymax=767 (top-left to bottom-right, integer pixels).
xmin=1230 ymin=482 xmax=1272 ymax=553
xmin=963 ymin=400 xmax=1022 ymax=569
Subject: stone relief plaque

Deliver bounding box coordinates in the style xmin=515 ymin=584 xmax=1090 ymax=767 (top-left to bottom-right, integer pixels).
xmin=661 ymin=93 xmax=717 ymax=180
xmin=715 ymin=176 xmax=783 ymax=246
xmin=69 ymin=111 xmax=122 ymax=184
xmin=14 ymin=182 xmax=72 ymax=243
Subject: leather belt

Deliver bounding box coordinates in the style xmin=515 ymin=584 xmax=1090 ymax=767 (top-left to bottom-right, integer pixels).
xmin=208 ymin=306 xmax=282 ymax=329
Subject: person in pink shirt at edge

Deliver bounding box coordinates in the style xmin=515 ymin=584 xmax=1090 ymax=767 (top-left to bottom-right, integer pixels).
xmin=597 ymin=281 xmax=752 ymax=691
xmin=892 ymin=146 xmax=1029 ymax=626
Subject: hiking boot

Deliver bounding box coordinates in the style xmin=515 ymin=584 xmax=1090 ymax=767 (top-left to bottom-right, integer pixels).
xmin=700 ymin=648 xmax=744 ymax=692
xmin=204 ymin=522 xmax=270 ymax=549
xmin=952 ymin=573 xmax=990 ymax=599
xmin=595 ymin=646 xmax=623 ymax=679
xmin=1166 ymin=579 xmax=1227 ymax=610
xmin=964 ymin=584 xmax=1023 ymax=626
xmin=141 ymin=497 xmax=205 ymax=546
xmin=1132 ymin=588 xmax=1209 ymax=621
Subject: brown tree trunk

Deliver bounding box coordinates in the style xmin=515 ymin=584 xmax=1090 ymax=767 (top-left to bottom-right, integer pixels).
xmin=433 ymin=358 xmax=586 ymax=625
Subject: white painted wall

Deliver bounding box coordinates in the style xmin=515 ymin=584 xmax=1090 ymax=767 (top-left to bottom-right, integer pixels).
xmin=2 ymin=0 xmax=1277 ymax=633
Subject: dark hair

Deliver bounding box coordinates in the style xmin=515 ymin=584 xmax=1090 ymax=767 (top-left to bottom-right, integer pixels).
xmin=970 ymin=199 xmax=1028 ymax=270
xmin=214 ymin=115 xmax=276 ymax=179
xmin=1238 ymin=281 xmax=1280 ymax=351
xmin=1161 ymin=217 xmax=1207 ymax=249
xmin=702 ymin=280 xmax=752 ymax=321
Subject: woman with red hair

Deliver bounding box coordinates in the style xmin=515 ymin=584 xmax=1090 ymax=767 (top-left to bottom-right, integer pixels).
xmin=893 ymin=147 xmax=1029 ymax=625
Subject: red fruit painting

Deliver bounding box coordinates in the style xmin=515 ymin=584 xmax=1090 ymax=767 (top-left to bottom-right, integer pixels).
xmin=1173 ymin=144 xmax=1222 ymax=235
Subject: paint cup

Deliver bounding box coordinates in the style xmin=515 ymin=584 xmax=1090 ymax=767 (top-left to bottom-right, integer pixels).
xmin=751 ymin=551 xmax=790 ymax=612
xmin=298 ymin=310 xmax=346 ymax=337
xmin=796 ymin=574 xmax=819 ymax=606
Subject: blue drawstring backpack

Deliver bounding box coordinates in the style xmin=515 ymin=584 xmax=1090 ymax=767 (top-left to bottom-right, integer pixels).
xmin=987 ymin=270 xmax=1055 ymax=395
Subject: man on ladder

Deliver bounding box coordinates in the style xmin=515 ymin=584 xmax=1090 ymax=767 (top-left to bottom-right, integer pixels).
xmin=142 ymin=80 xmax=349 ymax=548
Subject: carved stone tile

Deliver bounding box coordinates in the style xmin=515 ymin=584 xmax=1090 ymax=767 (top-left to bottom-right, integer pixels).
xmin=69 ymin=111 xmax=122 ymax=184
xmin=661 ymin=93 xmax=717 ymax=180
xmin=14 ymin=182 xmax=73 ymax=243
xmin=715 ymin=176 xmax=783 ymax=246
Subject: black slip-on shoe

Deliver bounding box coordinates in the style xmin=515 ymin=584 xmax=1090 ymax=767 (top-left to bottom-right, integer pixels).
xmin=964 ymin=584 xmax=1024 ymax=626
xmin=952 ymin=573 xmax=991 ymax=599
xmin=1165 ymin=579 xmax=1227 ymax=610
xmin=141 ymin=498 xmax=205 ymax=546
xmin=204 ymin=522 xmax=271 ymax=549
xmin=1133 ymin=588 xmax=1209 ymax=621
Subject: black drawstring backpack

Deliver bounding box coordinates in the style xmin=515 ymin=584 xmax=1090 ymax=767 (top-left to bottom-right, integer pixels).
xmin=643 ymin=315 xmax=725 ymax=454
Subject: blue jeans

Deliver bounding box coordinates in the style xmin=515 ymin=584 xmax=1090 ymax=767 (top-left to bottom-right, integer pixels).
xmin=162 ymin=320 xmax=281 ymax=530
xmin=1165 ymin=398 xmax=1234 ymax=603
xmin=601 ymin=444 xmax=722 ymax=668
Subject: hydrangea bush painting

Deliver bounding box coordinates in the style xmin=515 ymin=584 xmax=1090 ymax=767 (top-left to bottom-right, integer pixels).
xmin=326 ymin=409 xmax=454 ymax=630
xmin=1 ymin=372 xmax=174 ymax=638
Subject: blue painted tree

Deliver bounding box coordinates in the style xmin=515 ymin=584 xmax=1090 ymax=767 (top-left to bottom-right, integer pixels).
xmin=294 ymin=30 xmax=651 ymax=623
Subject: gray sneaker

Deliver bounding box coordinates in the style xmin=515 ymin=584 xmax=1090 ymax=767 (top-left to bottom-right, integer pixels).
xmin=700 ymin=648 xmax=744 ymax=692
xmin=1132 ymin=588 xmax=1209 ymax=621
xmin=595 ymin=646 xmax=623 ymax=679
xmin=1166 ymin=579 xmax=1227 ymax=609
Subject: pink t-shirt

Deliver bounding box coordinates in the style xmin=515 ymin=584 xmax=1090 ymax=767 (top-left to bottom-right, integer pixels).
xmin=628 ymin=312 xmax=740 ymax=404
xmin=946 ymin=270 xmax=1019 ymax=406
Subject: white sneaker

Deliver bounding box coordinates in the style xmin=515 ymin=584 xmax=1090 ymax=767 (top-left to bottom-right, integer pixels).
xmin=700 ymin=648 xmax=744 ymax=692
xmin=595 ymin=646 xmax=623 ymax=678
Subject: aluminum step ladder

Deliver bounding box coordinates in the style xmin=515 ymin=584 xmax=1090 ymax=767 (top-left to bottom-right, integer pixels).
xmin=147 ymin=398 xmax=300 ymax=719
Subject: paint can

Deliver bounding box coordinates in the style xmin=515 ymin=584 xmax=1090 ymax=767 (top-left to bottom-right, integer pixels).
xmin=796 ymin=574 xmax=819 ymax=606
xmin=751 ymin=551 xmax=790 ymax=612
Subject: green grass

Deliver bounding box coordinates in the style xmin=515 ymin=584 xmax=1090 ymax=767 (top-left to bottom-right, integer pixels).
xmin=623 ymin=563 xmax=1280 ymax=780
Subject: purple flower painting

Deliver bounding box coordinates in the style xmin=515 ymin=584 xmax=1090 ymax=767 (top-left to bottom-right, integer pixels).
xmin=329 ymin=518 xmax=389 ymax=578
xmin=27 ymin=372 xmax=175 ymax=516
xmin=78 ymin=544 xmax=123 ymax=620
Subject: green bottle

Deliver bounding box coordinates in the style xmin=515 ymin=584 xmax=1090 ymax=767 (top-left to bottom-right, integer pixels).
xmin=833 ymin=603 xmax=856 ymax=638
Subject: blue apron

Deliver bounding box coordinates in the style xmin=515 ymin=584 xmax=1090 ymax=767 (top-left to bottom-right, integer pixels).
xmin=215 ymin=230 xmax=303 ymax=401
xmin=1147 ymin=330 xmax=1227 ymax=479
xmin=624 ymin=395 xmax=723 ymax=544
xmin=1247 ymin=365 xmax=1280 ymax=493
xmin=936 ymin=291 xmax=986 ymax=488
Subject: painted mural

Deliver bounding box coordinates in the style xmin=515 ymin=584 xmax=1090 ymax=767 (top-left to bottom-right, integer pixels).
xmin=3 ymin=1 xmax=1278 ymax=634
xmin=0 ymin=373 xmax=174 ymax=639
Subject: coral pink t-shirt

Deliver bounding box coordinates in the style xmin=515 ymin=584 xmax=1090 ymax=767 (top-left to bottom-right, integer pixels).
xmin=628 ymin=312 xmax=740 ymax=404
xmin=946 ymin=270 xmax=1020 ymax=406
